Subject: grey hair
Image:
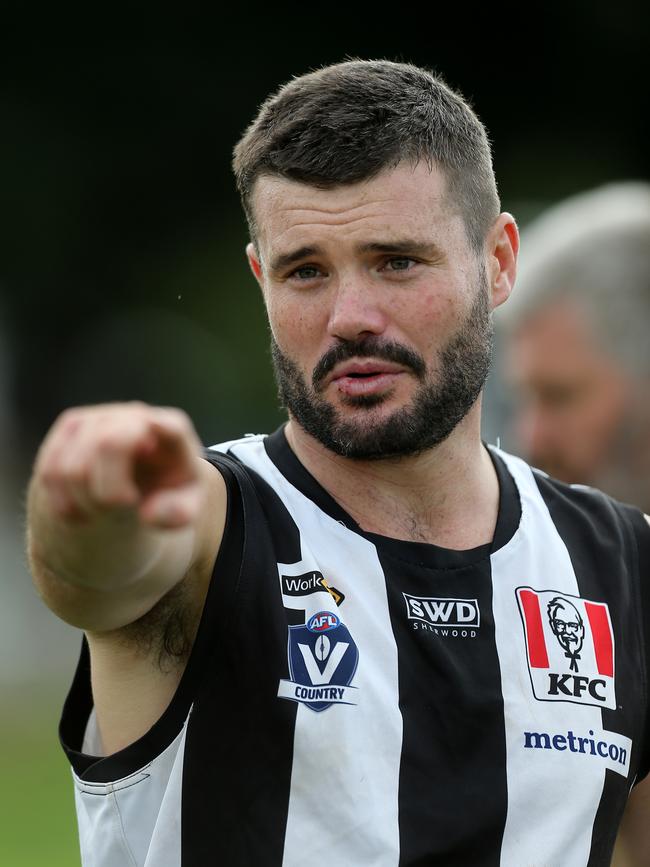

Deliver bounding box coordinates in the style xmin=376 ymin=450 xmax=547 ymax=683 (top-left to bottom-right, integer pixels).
xmin=501 ymin=182 xmax=650 ymax=378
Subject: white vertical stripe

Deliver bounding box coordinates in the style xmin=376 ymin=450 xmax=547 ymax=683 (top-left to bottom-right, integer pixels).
xmin=74 ymin=718 xmax=187 ymax=867
xmin=491 ymin=453 xmax=606 ymax=867
xmin=230 ymin=441 xmax=403 ymax=867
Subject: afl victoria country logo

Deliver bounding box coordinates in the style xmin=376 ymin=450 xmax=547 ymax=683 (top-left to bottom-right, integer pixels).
xmin=278 ymin=610 xmax=359 ymax=712
xmin=516 ymin=587 xmax=616 ymax=709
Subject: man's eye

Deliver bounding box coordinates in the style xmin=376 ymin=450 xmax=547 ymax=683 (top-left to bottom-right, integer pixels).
xmin=290 ymin=265 xmax=321 ymax=280
xmin=383 ymin=257 xmax=416 ymax=272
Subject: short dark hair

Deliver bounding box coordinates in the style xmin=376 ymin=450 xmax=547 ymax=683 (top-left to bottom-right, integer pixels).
xmin=232 ymin=59 xmax=500 ymax=253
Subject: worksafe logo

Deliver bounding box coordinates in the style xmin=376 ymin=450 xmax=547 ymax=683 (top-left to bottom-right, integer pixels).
xmin=277 ymin=611 xmax=358 ymax=712
xmin=516 ymin=587 xmax=616 ymax=709
xmin=404 ymin=593 xmax=480 ymax=637
xmin=281 ymin=571 xmax=345 ymax=606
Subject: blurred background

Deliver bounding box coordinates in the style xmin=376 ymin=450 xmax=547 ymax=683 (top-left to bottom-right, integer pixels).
xmin=1 ymin=7 xmax=648 ymax=863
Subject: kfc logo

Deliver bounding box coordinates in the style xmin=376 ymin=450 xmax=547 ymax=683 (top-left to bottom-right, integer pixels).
xmin=516 ymin=587 xmax=616 ymax=709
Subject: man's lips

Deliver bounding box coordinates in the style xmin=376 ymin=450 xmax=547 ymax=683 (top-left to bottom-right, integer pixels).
xmin=329 ymin=359 xmax=406 ymax=381
xmin=327 ymin=360 xmax=407 ymax=397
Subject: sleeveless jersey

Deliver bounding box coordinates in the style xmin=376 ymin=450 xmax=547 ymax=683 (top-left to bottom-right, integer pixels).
xmin=60 ymin=427 xmax=650 ymax=866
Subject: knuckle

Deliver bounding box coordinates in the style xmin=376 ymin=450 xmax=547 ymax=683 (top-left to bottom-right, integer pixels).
xmin=94 ymin=433 xmax=122 ymax=455
xmin=39 ymin=466 xmax=60 ymax=488
xmin=95 ymin=491 xmax=133 ymax=510
xmin=95 ymin=423 xmax=143 ymax=453
xmin=165 ymin=407 xmax=190 ymax=427
xmin=54 ymin=408 xmax=81 ymax=436
xmin=54 ymin=447 xmax=87 ymax=482
xmin=128 ymin=399 xmax=149 ymax=411
xmin=58 ymin=501 xmax=87 ymax=523
xmin=65 ymin=462 xmax=88 ymax=486
xmin=57 ymin=407 xmax=79 ymax=424
xmin=153 ymin=407 xmax=193 ymax=438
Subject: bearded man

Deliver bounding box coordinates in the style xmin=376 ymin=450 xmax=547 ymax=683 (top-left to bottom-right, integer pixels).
xmin=27 ymin=60 xmax=650 ymax=867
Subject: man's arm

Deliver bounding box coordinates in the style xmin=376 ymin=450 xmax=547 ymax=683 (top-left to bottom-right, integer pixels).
xmin=612 ymin=514 xmax=650 ymax=866
xmin=613 ymin=773 xmax=650 ymax=866
xmin=27 ymin=401 xmax=226 ymax=752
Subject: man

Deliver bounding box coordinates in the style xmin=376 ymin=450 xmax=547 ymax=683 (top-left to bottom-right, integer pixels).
xmin=27 ymin=61 xmax=650 ymax=866
xmin=500 ymin=182 xmax=650 ymax=511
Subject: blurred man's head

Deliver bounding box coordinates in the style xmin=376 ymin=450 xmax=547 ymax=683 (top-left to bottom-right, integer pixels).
xmin=502 ymin=183 xmax=650 ymax=509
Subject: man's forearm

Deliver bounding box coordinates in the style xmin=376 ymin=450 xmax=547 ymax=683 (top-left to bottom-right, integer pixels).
xmin=27 ymin=477 xmax=191 ymax=592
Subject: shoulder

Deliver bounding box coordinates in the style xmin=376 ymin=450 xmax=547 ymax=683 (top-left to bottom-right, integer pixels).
xmin=491 ymin=446 xmax=650 ymax=559
xmin=206 ymin=432 xmax=267 ymax=457
xmin=494 ymin=446 xmax=646 ymax=521
xmin=203 ymin=434 xmax=273 ymax=487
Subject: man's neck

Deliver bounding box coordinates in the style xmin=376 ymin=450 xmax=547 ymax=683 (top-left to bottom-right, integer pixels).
xmin=284 ymin=409 xmax=500 ymax=551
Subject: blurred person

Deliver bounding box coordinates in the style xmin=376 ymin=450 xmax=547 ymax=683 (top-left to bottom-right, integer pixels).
xmin=501 ymin=183 xmax=650 ymax=511
xmin=26 ymin=62 xmax=650 ymax=866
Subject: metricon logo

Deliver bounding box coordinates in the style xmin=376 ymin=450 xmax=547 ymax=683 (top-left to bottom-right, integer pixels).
xmin=522 ymin=728 xmax=631 ymax=778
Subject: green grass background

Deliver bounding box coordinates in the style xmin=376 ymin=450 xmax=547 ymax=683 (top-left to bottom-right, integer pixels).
xmin=1 ymin=697 xmax=80 ymax=867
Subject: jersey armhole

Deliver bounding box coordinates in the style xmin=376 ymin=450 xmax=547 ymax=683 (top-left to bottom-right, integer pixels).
xmin=624 ymin=506 xmax=650 ymax=784
xmin=59 ymin=455 xmax=245 ymax=783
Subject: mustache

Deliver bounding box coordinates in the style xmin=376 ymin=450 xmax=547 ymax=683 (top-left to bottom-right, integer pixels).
xmin=312 ymin=337 xmax=426 ymax=390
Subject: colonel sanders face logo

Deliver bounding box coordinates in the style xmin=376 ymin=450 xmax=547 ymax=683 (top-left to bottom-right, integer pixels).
xmin=547 ymin=597 xmax=585 ymax=672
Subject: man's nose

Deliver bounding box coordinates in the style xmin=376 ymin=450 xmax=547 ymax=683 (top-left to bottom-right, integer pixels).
xmin=326 ymin=277 xmax=388 ymax=343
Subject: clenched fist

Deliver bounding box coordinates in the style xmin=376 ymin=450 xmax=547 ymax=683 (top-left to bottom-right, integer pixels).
xmin=34 ymin=402 xmax=206 ymax=530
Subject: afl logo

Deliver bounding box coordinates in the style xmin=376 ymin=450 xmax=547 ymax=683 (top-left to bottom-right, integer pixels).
xmin=307 ymin=611 xmax=340 ymax=633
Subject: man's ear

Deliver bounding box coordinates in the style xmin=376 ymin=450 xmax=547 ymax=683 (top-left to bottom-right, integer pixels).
xmin=486 ymin=213 xmax=519 ymax=310
xmin=246 ymin=242 xmax=264 ymax=289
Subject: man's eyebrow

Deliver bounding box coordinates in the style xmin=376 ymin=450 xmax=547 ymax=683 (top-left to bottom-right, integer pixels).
xmin=357 ymin=240 xmax=444 ymax=258
xmin=269 ymin=246 xmax=323 ymax=273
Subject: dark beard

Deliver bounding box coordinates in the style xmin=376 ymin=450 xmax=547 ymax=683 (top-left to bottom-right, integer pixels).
xmin=270 ymin=279 xmax=493 ymax=460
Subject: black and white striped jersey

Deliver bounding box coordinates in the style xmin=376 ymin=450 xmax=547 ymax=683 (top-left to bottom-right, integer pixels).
xmin=60 ymin=426 xmax=650 ymax=866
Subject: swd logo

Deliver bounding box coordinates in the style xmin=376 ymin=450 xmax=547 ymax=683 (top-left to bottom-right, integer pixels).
xmin=516 ymin=587 xmax=616 ymax=709
xmin=404 ymin=593 xmax=480 ymax=637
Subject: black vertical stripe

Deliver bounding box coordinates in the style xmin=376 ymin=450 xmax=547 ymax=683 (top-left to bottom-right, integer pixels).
xmin=588 ymin=507 xmax=650 ymax=867
xmin=623 ymin=506 xmax=650 ymax=783
xmin=182 ymin=453 xmax=301 ymax=866
xmin=380 ymin=550 xmax=507 ymax=867
xmin=533 ymin=474 xmax=648 ymax=867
